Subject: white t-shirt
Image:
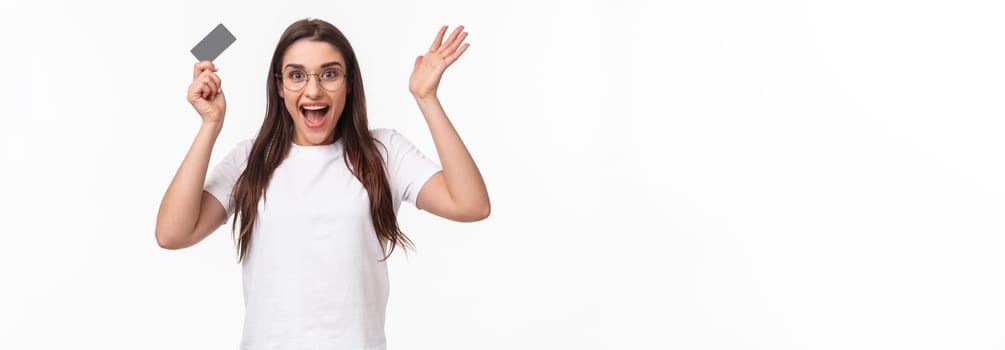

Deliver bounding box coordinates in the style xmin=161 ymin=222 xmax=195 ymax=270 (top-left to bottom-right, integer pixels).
xmin=204 ymin=128 xmax=441 ymax=350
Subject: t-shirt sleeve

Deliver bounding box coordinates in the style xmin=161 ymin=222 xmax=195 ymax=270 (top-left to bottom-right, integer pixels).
xmin=374 ymin=128 xmax=442 ymax=210
xmin=204 ymin=139 xmax=254 ymax=218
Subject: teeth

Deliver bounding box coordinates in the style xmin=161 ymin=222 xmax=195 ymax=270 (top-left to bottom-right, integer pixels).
xmin=302 ymin=105 xmax=328 ymax=110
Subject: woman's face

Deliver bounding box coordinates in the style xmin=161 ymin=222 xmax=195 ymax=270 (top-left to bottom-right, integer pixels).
xmin=278 ymin=39 xmax=350 ymax=146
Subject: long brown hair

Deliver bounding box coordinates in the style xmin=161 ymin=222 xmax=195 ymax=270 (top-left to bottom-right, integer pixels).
xmin=230 ymin=18 xmax=412 ymax=263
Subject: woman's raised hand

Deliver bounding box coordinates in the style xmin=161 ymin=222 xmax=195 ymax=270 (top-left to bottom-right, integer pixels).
xmin=187 ymin=61 xmax=227 ymax=125
xmin=409 ymin=25 xmax=470 ymax=100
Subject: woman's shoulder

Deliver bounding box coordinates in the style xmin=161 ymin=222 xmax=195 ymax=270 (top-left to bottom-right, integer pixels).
xmin=369 ymin=128 xmax=400 ymax=141
xmin=234 ymin=138 xmax=256 ymax=153
xmin=369 ymin=128 xmax=414 ymax=159
xmin=370 ymin=127 xmax=413 ymax=148
xmin=216 ymin=137 xmax=256 ymax=161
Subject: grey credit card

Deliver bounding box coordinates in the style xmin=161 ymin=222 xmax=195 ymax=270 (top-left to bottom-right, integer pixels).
xmin=191 ymin=23 xmax=236 ymax=61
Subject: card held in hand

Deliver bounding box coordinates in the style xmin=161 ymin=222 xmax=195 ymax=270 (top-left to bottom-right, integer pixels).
xmin=191 ymin=23 xmax=236 ymax=62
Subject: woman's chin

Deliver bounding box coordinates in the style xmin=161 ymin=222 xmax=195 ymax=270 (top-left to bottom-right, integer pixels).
xmin=294 ymin=128 xmax=336 ymax=146
xmin=292 ymin=109 xmax=341 ymax=145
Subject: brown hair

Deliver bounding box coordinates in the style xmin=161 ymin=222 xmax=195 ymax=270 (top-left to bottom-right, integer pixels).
xmin=230 ymin=18 xmax=412 ymax=263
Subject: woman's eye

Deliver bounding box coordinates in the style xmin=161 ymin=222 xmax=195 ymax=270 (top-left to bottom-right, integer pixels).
xmin=322 ymin=70 xmax=340 ymax=79
xmin=288 ymin=71 xmax=305 ymax=80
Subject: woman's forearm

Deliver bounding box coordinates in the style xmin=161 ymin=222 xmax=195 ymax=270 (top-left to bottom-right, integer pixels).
xmin=415 ymin=96 xmax=490 ymax=213
xmin=155 ymin=121 xmax=222 ymax=248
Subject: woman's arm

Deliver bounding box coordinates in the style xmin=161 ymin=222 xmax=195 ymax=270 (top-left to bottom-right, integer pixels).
xmin=155 ymin=61 xmax=229 ymax=249
xmin=409 ymin=25 xmax=490 ymax=222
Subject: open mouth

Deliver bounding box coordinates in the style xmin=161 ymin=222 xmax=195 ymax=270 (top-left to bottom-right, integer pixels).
xmin=300 ymin=104 xmax=330 ymax=129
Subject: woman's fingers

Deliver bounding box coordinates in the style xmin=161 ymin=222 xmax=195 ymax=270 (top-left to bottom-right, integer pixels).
xmin=447 ymin=43 xmax=470 ymax=63
xmin=193 ymin=82 xmax=206 ymax=101
xmin=428 ymin=25 xmax=448 ymax=52
xmin=201 ymin=81 xmax=215 ymax=100
xmin=197 ymin=69 xmax=221 ymax=91
xmin=187 ymin=61 xmax=226 ymax=122
xmin=189 ymin=61 xmax=221 ymax=102
xmin=204 ymin=83 xmax=213 ymax=100
xmin=209 ymin=80 xmax=221 ymax=100
xmin=443 ymin=31 xmax=468 ymax=57
xmin=188 ymin=80 xmax=207 ymax=101
xmin=191 ymin=78 xmax=218 ymax=101
xmin=192 ymin=61 xmax=217 ymax=80
xmin=208 ymin=73 xmax=221 ymax=100
xmin=439 ymin=26 xmax=464 ymax=54
xmin=194 ymin=69 xmax=221 ymax=99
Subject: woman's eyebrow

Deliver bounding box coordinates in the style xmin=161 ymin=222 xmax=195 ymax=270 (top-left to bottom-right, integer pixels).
xmin=284 ymin=61 xmax=344 ymax=70
xmin=321 ymin=61 xmax=344 ymax=68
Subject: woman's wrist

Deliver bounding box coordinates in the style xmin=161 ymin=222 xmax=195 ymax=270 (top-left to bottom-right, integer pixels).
xmin=413 ymin=94 xmax=440 ymax=107
xmin=200 ymin=120 xmax=224 ymax=135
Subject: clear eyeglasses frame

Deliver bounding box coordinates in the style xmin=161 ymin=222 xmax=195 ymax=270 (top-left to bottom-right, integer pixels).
xmin=277 ymin=67 xmax=347 ymax=92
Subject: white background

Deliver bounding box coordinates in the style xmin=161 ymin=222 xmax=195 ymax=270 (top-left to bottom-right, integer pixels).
xmin=1 ymin=0 xmax=1003 ymax=349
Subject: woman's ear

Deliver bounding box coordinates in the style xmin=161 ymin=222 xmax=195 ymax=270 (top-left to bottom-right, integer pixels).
xmin=277 ymin=81 xmax=284 ymax=98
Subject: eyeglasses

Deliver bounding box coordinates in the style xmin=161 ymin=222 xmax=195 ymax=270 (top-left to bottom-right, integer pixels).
xmin=278 ymin=67 xmax=347 ymax=92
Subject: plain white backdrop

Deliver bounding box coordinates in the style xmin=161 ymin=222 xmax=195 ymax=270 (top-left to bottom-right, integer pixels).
xmin=1 ymin=0 xmax=1004 ymax=349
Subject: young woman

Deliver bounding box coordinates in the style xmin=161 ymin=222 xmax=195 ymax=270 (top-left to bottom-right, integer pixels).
xmin=155 ymin=18 xmax=490 ymax=349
